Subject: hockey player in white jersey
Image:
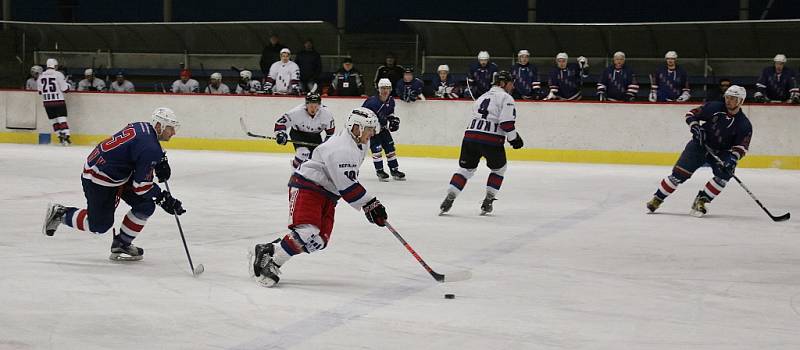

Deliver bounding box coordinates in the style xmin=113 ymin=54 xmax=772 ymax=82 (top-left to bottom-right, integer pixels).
xmin=235 ymin=70 xmax=261 ymax=94
xmin=249 ymin=107 xmax=388 ymax=287
xmin=264 ymin=48 xmax=301 ymax=95
xmin=109 ymin=72 xmax=135 ymax=93
xmin=204 ymin=72 xmax=230 ymax=94
xmin=37 ymin=58 xmax=73 ymax=146
xmin=439 ymin=71 xmax=524 ymax=215
xmin=274 ymin=92 xmax=335 ymax=169
xmin=26 ymin=65 xmax=42 ymax=90
xmin=77 ymin=68 xmax=106 ymax=91
xmin=171 ymin=69 xmax=199 ymax=93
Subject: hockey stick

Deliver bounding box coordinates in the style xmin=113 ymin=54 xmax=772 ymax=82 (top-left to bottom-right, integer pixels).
xmin=704 ymin=144 xmax=790 ymax=222
xmin=238 ymin=117 xmax=319 ymax=147
xmin=385 ymin=222 xmax=445 ymax=282
xmin=163 ymin=181 xmax=205 ymax=276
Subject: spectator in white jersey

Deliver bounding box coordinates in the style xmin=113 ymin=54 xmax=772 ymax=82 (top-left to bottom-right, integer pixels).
xmin=26 ymin=65 xmax=43 ymax=90
xmin=109 ymin=72 xmax=135 ymax=93
xmin=172 ymin=69 xmax=200 ymax=94
xmin=77 ymin=68 xmax=106 ymax=92
xmin=205 ymin=72 xmax=230 ymax=94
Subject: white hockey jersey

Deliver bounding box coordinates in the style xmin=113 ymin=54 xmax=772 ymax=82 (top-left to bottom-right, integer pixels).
xmin=205 ymin=83 xmax=230 ymax=94
xmin=172 ymin=79 xmax=200 ymax=93
xmin=463 ymin=86 xmax=518 ymax=146
xmin=37 ymin=68 xmax=71 ymax=103
xmin=25 ymin=78 xmax=38 ymax=90
xmin=274 ymin=104 xmax=335 ymax=136
xmin=110 ymin=80 xmax=135 ymax=93
xmin=291 ymin=132 xmax=373 ymax=209
xmin=267 ymin=60 xmax=300 ymax=94
xmin=77 ymin=78 xmax=106 ymax=91
xmin=235 ymin=80 xmax=261 ymax=94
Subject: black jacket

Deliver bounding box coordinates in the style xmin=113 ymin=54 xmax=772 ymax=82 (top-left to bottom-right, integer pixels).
xmin=374 ymin=65 xmax=405 ymax=93
xmin=295 ymin=49 xmax=322 ymax=83
xmin=259 ymin=42 xmax=288 ymax=74
xmin=331 ymin=68 xmax=365 ymax=96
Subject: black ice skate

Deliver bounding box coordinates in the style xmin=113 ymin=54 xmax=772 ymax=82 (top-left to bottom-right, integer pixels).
xmin=646 ymin=196 xmax=663 ymax=213
xmin=109 ymin=237 xmax=144 ymax=261
xmin=689 ymin=191 xmax=711 ymax=218
xmin=249 ymin=241 xmax=281 ymax=287
xmin=376 ymin=169 xmax=390 ymax=182
xmin=439 ymin=192 xmax=456 ymax=215
xmin=42 ymin=203 xmax=66 ymax=236
xmin=390 ymin=168 xmax=406 ymax=181
xmin=58 ymin=134 xmax=71 ymax=146
xmin=480 ymin=193 xmax=497 ymax=216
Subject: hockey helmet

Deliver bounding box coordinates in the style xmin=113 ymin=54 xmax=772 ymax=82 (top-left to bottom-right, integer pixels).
xmin=46 ymin=58 xmax=58 ymax=69
xmin=613 ymin=51 xmax=626 ymax=59
xmin=152 ymin=107 xmax=181 ymax=132
xmin=556 ymin=52 xmax=568 ymax=61
xmin=724 ymin=85 xmax=746 ymax=106
xmin=403 ymin=67 xmax=414 ymax=74
xmin=240 ymin=70 xmax=252 ymax=80
xmin=345 ymin=107 xmax=380 ymax=139
xmin=664 ymin=51 xmax=678 ymax=59
xmin=518 ymin=50 xmax=530 ymax=57
xmin=493 ymin=70 xmax=513 ymax=85
xmin=305 ymin=92 xmax=322 ymax=104
xmin=84 ymin=68 xmax=94 ymax=77
xmin=31 ymin=65 xmax=43 ymax=75
xmin=477 ymin=51 xmax=490 ymax=60
xmin=377 ymin=78 xmax=392 ymax=89
xmin=210 ymin=72 xmax=222 ymax=81
xmin=437 ymin=65 xmax=450 ymax=72
xmin=774 ymin=54 xmax=787 ymax=63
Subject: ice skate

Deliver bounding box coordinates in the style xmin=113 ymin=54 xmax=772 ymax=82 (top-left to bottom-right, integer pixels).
xmin=58 ymin=134 xmax=71 ymax=146
xmin=439 ymin=192 xmax=456 ymax=215
xmin=249 ymin=241 xmax=281 ymax=287
xmin=109 ymin=238 xmax=144 ymax=261
xmin=689 ymin=191 xmax=710 ymax=218
xmin=42 ymin=203 xmax=66 ymax=236
xmin=390 ymin=168 xmax=406 ymax=181
xmin=376 ymin=169 xmax=390 ymax=182
xmin=646 ymin=196 xmax=663 ymax=213
xmin=480 ymin=193 xmax=496 ymax=215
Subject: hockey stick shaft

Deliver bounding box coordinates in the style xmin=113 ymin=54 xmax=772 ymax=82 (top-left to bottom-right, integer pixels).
xmin=163 ymin=181 xmax=202 ymax=275
xmin=704 ymin=144 xmax=790 ymax=221
xmin=238 ymin=117 xmax=319 ymax=147
xmin=385 ymin=222 xmax=445 ymax=282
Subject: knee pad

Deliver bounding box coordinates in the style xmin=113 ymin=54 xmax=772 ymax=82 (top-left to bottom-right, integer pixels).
xmin=291 ymin=224 xmax=327 ymax=253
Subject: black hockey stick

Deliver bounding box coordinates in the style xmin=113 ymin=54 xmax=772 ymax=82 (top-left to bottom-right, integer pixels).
xmin=704 ymin=144 xmax=790 ymax=222
xmin=164 ymin=181 xmax=205 ymax=276
xmin=238 ymin=117 xmax=319 ymax=147
xmin=385 ymin=222 xmax=445 ymax=282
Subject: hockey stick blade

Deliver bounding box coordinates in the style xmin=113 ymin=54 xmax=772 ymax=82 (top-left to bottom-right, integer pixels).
xmin=770 ymin=212 xmax=790 ymax=222
xmin=239 ymin=117 xmax=267 ymax=138
xmin=385 ymin=222 xmax=449 ymax=283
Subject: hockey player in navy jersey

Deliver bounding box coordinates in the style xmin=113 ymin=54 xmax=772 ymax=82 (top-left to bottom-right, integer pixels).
xmin=440 ymin=71 xmax=524 ymax=216
xmin=466 ymin=51 xmax=498 ymax=99
xmin=545 ymin=53 xmax=588 ymax=100
xmin=430 ymin=65 xmax=461 ymax=99
xmin=42 ymin=108 xmax=186 ymax=261
xmin=395 ymin=67 xmax=425 ymax=103
xmin=754 ymin=54 xmax=799 ymax=103
xmin=363 ymin=78 xmax=406 ymax=181
xmin=598 ymin=51 xmax=639 ymax=101
xmin=649 ymin=51 xmax=691 ymax=102
xmin=511 ymin=50 xmax=542 ymax=100
xmin=646 ymin=86 xmax=752 ymax=217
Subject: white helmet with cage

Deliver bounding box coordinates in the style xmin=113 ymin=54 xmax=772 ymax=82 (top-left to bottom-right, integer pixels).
xmin=724 ymin=85 xmax=746 ymax=106
xmin=345 ymin=107 xmax=379 ymax=140
xmin=151 ymin=107 xmax=180 ymax=132
xmin=31 ymin=65 xmax=43 ymax=75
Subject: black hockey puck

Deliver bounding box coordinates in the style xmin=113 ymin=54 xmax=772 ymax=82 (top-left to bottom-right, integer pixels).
xmin=444 ymin=294 xmax=455 ymax=299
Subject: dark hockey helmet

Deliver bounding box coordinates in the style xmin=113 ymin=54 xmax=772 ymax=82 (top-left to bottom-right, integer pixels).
xmin=305 ymin=92 xmax=322 ymax=104
xmin=403 ymin=67 xmax=414 ymax=74
xmin=493 ymin=70 xmax=513 ymax=84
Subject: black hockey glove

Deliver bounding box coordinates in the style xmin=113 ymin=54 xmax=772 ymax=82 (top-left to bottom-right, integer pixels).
xmin=719 ymin=152 xmax=738 ymax=175
xmin=275 ymin=132 xmax=288 ymax=145
xmin=509 ymin=135 xmax=524 ymax=149
xmin=155 ymin=191 xmax=186 ymax=215
xmin=362 ymin=197 xmax=387 ymax=227
xmin=388 ymin=116 xmax=400 ymax=132
xmin=154 ymin=155 xmax=171 ymax=182
xmin=690 ymin=123 xmax=705 ymax=145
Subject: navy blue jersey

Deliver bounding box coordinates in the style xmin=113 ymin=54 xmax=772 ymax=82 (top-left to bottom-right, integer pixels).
xmin=82 ymin=122 xmax=164 ymax=198
xmin=598 ymin=65 xmax=639 ymax=100
xmin=685 ymin=101 xmax=753 ymax=159
xmin=756 ymin=66 xmax=799 ymax=101
xmin=432 ymin=76 xmax=461 ymax=98
xmin=511 ymin=63 xmax=541 ymax=98
xmin=467 ymin=62 xmax=498 ymax=98
xmin=651 ymin=65 xmax=689 ymax=101
xmin=362 ymin=95 xmax=396 ymax=127
xmin=395 ymin=78 xmax=424 ymax=102
xmin=548 ymin=63 xmax=585 ymax=99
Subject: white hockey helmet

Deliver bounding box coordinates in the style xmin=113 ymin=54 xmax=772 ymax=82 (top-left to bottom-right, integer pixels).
xmin=437 ymin=64 xmax=450 ymax=72
xmin=518 ymin=49 xmax=530 ymax=57
xmin=477 ymin=51 xmax=490 ymax=60
xmin=31 ymin=65 xmax=43 ymax=75
xmin=84 ymin=68 xmax=93 ymax=76
xmin=210 ymin=72 xmax=222 ymax=80
xmin=665 ymin=51 xmax=678 ymax=59
xmin=724 ymin=85 xmax=746 ymax=106
xmin=151 ymin=107 xmax=180 ymax=132
xmin=774 ymin=54 xmax=787 ymax=63
xmin=240 ymin=70 xmax=252 ymax=80
xmin=46 ymin=58 xmax=58 ymax=69
xmin=345 ymin=107 xmax=380 ymax=139
xmin=280 ymin=48 xmax=291 ymax=55
xmin=613 ymin=51 xmax=626 ymax=59
xmin=377 ymin=78 xmax=392 ymax=89
xmin=556 ymin=52 xmax=568 ymax=61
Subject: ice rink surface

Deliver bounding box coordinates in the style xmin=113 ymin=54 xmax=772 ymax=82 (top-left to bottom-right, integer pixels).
xmin=1 ymin=143 xmax=799 ymax=350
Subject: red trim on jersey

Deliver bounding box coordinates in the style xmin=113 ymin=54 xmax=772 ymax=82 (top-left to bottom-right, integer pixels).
xmin=464 ymin=131 xmax=505 ymax=145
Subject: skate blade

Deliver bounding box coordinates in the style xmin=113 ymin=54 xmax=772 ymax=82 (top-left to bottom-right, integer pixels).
xmin=689 ymin=209 xmax=706 ymax=218
xmin=378 ymin=178 xmax=390 ymax=182
xmin=109 ymin=253 xmax=143 ymax=261
xmin=42 ymin=203 xmax=55 ymax=236
xmin=479 ymin=211 xmax=491 ymax=216
xmin=247 ymin=250 xmax=256 ymax=278
xmin=392 ymin=176 xmax=406 ymax=181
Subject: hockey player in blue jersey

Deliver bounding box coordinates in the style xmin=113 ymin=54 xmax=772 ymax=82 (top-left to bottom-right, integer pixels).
xmin=42 ymin=107 xmax=186 ymax=261
xmin=466 ymin=51 xmax=498 ymax=99
xmin=511 ymin=50 xmax=542 ymax=100
xmin=363 ymin=78 xmax=406 ymax=181
xmin=649 ymin=51 xmax=691 ymax=102
xmin=430 ymin=65 xmax=461 ymax=99
xmin=598 ymin=51 xmax=639 ymax=102
xmin=395 ymin=67 xmax=425 ymax=103
xmin=754 ymin=54 xmax=799 ymax=104
xmin=545 ymin=53 xmax=589 ymax=100
xmin=646 ymin=86 xmax=752 ymax=217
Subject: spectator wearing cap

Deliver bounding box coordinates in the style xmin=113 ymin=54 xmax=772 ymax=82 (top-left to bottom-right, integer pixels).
xmin=172 ymin=69 xmax=200 ymax=93
xmin=649 ymin=51 xmax=690 ymax=102
xmin=109 ymin=71 xmax=135 ymax=93
xmin=395 ymin=67 xmax=425 ymax=103
xmin=295 ymin=38 xmax=322 ymax=93
xmin=511 ymin=49 xmax=542 ymax=99
xmin=330 ymin=57 xmax=365 ymax=96
xmin=755 ymin=54 xmax=799 ymax=103
xmin=77 ymin=68 xmax=106 ymax=92
xmin=265 ymin=48 xmax=301 ymax=95
xmin=373 ymin=53 xmax=405 ymax=96
xmin=467 ymin=51 xmax=498 ymax=98
xmin=260 ymin=34 xmax=288 ymax=76
xmin=204 ymin=72 xmax=230 ymax=94
xmin=428 ymin=64 xmax=461 ymax=99
xmin=597 ymin=51 xmax=638 ymax=101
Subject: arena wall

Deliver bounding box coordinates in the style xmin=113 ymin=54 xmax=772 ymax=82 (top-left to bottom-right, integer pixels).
xmin=1 ymin=90 xmax=798 ymax=169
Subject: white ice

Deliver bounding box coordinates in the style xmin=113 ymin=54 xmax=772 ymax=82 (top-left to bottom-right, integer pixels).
xmin=1 ymin=143 xmax=799 ymax=350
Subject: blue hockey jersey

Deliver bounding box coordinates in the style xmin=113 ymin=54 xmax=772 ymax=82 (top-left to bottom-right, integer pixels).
xmin=547 ymin=63 xmax=586 ymax=100
xmin=82 ymin=122 xmax=164 ymax=198
xmin=685 ymin=101 xmax=752 ymax=159
xmin=756 ymin=66 xmax=799 ymax=101
xmin=651 ymin=65 xmax=689 ymax=101
xmin=598 ymin=65 xmax=639 ymax=101
xmin=395 ymin=78 xmax=424 ymax=102
xmin=511 ymin=63 xmax=541 ymax=98
xmin=467 ymin=62 xmax=498 ymax=98
xmin=432 ymin=76 xmax=461 ymax=99
xmin=362 ymin=95 xmax=396 ymax=128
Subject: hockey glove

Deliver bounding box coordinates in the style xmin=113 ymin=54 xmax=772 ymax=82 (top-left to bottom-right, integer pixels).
xmin=155 ymin=191 xmax=185 ymax=215
xmin=690 ymin=123 xmax=705 ymax=145
xmin=648 ymin=89 xmax=657 ymax=102
xmin=545 ymin=91 xmax=557 ymax=100
xmin=263 ymin=81 xmax=274 ymax=94
xmin=388 ymin=116 xmax=400 ymax=132
xmin=577 ymin=56 xmax=589 ymax=69
xmin=509 ymin=135 xmax=524 ymax=149
xmin=275 ymin=131 xmax=288 ymax=146
xmin=598 ymin=91 xmax=606 ymax=101
xmin=362 ymin=197 xmax=387 ymax=227
xmin=626 ymin=93 xmax=636 ymax=102
xmin=677 ymin=91 xmax=691 ymax=102
xmin=154 ymin=155 xmax=171 ymax=182
xmin=719 ymin=152 xmax=738 ymax=175
xmin=791 ymin=92 xmax=800 ymax=104
xmin=753 ymin=92 xmax=767 ymax=103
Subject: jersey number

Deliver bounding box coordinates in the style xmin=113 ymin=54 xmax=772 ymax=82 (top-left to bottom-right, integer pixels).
xmin=478 ymin=99 xmax=491 ymax=119
xmin=100 ymin=126 xmax=137 ymax=152
xmin=39 ymin=77 xmax=56 ymax=93
xmin=344 ymin=170 xmax=357 ymax=181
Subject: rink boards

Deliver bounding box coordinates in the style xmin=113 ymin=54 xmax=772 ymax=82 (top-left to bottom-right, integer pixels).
xmin=1 ymin=90 xmax=798 ymax=169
